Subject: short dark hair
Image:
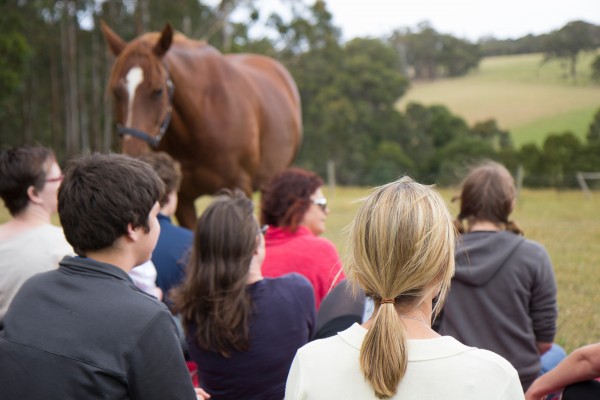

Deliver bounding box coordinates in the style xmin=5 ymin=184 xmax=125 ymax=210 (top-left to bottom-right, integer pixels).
xmin=260 ymin=168 xmax=323 ymax=231
xmin=137 ymin=151 xmax=182 ymax=207
xmin=58 ymin=153 xmax=164 ymax=255
xmin=0 ymin=146 xmax=55 ymax=216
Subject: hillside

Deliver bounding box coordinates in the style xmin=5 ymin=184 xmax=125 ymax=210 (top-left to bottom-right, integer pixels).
xmin=396 ymin=52 xmax=600 ymax=146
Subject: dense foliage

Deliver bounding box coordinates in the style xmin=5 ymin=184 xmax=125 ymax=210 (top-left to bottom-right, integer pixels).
xmin=1 ymin=0 xmax=598 ymax=188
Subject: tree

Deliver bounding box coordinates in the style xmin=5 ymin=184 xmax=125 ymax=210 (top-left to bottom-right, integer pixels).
xmin=592 ymin=55 xmax=600 ymax=82
xmin=543 ymin=20 xmax=599 ymax=81
xmin=390 ymin=23 xmax=481 ymax=80
xmin=587 ymin=109 xmax=600 ymax=144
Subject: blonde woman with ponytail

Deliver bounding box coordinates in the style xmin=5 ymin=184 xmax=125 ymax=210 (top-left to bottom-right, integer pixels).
xmin=285 ymin=177 xmax=524 ymax=399
xmin=436 ymin=161 xmax=559 ymax=391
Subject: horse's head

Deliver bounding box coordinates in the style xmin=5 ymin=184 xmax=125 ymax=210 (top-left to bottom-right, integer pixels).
xmin=101 ymin=22 xmax=174 ymax=156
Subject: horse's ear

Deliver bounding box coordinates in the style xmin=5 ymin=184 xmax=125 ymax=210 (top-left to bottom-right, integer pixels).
xmin=100 ymin=20 xmax=127 ymax=56
xmin=154 ymin=24 xmax=173 ymax=58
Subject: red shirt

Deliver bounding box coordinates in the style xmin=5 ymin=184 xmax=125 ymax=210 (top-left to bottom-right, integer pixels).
xmin=261 ymin=226 xmax=344 ymax=309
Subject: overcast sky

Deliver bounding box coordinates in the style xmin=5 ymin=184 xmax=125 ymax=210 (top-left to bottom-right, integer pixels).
xmin=215 ymin=0 xmax=600 ymax=42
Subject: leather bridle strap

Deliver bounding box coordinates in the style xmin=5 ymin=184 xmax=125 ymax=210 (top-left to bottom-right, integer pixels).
xmin=117 ymin=62 xmax=175 ymax=148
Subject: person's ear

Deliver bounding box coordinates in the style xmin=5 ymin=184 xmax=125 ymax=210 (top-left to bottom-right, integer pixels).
xmin=126 ymin=223 xmax=139 ymax=242
xmin=27 ymin=186 xmax=42 ymax=205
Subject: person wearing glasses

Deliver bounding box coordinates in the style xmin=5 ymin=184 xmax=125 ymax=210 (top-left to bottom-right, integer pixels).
xmin=172 ymin=190 xmax=315 ymax=400
xmin=260 ymin=167 xmax=344 ymax=309
xmin=0 ymin=145 xmax=72 ymax=327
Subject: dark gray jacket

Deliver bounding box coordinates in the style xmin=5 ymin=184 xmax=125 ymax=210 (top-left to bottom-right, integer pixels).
xmin=0 ymin=256 xmax=196 ymax=400
xmin=436 ymin=231 xmax=557 ymax=390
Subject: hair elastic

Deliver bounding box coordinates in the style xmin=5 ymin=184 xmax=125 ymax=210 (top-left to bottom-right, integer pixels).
xmin=381 ymin=298 xmax=395 ymax=304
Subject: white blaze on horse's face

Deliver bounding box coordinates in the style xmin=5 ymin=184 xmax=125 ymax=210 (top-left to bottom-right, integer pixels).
xmin=125 ymin=66 xmax=144 ymax=127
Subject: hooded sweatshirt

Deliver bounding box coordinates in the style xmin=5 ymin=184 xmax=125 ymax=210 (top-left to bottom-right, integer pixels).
xmin=436 ymin=230 xmax=557 ymax=391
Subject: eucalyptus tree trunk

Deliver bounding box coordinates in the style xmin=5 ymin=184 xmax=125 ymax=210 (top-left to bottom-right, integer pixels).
xmin=61 ymin=1 xmax=80 ymax=157
xmin=137 ymin=0 xmax=151 ymax=34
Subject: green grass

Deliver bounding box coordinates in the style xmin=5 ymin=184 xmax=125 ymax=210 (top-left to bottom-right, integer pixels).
xmin=3 ymin=186 xmax=600 ymax=352
xmin=397 ymin=51 xmax=600 ymax=147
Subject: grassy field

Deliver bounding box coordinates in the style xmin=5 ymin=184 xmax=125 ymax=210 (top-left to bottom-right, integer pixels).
xmin=3 ymin=186 xmax=599 ymax=352
xmin=397 ymin=52 xmax=600 ymax=147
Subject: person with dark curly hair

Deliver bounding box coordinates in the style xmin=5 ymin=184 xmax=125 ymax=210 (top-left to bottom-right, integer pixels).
xmin=260 ymin=167 xmax=343 ymax=308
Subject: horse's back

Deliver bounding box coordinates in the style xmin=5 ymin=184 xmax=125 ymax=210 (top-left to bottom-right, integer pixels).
xmin=224 ymin=53 xmax=303 ymax=188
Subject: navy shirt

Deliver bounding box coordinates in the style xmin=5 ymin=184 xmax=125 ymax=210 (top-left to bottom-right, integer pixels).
xmin=187 ymin=273 xmax=316 ymax=400
xmin=152 ymin=213 xmax=193 ymax=303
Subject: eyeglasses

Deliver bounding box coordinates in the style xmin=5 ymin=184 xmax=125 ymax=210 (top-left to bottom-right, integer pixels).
xmin=311 ymin=197 xmax=328 ymax=212
xmin=260 ymin=225 xmax=269 ymax=235
xmin=45 ymin=175 xmax=64 ymax=183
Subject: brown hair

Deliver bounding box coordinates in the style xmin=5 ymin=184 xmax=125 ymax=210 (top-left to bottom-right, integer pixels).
xmin=260 ymin=167 xmax=323 ymax=231
xmin=0 ymin=146 xmax=55 ymax=216
xmin=455 ymin=161 xmax=523 ymax=235
xmin=137 ymin=151 xmax=182 ymax=207
xmin=346 ymin=177 xmax=455 ymax=398
xmin=58 ymin=153 xmax=163 ymax=256
xmin=172 ymin=190 xmax=258 ymax=357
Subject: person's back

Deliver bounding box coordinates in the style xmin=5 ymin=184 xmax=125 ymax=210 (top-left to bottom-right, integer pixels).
xmin=285 ymin=177 xmax=524 ymax=400
xmin=174 ymin=191 xmax=316 ymax=400
xmin=189 ymin=274 xmax=314 ymax=399
xmin=2 ymin=257 xmax=187 ymax=399
xmin=435 ymin=161 xmax=557 ymax=390
xmin=0 ymin=146 xmax=73 ymax=325
xmin=0 ymin=153 xmax=196 ymax=400
xmin=287 ymin=323 xmax=523 ymax=399
xmin=437 ymin=231 xmax=556 ymax=388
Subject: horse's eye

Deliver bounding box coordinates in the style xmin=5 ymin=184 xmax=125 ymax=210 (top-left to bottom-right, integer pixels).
xmin=113 ymin=90 xmax=125 ymax=101
xmin=152 ymin=88 xmax=163 ymax=98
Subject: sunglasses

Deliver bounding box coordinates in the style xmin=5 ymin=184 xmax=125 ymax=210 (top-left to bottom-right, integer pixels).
xmin=311 ymin=197 xmax=328 ymax=212
xmin=260 ymin=225 xmax=269 ymax=235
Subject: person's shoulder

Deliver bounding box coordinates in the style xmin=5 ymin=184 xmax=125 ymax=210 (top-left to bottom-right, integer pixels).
xmin=519 ymin=236 xmax=549 ymax=255
xmin=456 ymin=342 xmax=520 ymax=376
xmin=272 ymin=272 xmax=313 ymax=290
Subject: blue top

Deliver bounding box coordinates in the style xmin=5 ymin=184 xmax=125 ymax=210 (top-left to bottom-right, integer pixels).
xmin=152 ymin=214 xmax=193 ymax=304
xmin=187 ymin=273 xmax=316 ymax=400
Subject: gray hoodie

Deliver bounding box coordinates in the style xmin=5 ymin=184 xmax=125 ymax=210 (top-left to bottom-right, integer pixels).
xmin=436 ymin=230 xmax=557 ymax=390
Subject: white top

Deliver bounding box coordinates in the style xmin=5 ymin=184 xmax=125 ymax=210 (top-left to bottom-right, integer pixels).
xmin=129 ymin=260 xmax=161 ymax=299
xmin=0 ymin=224 xmax=73 ymax=322
xmin=285 ymin=323 xmax=525 ymax=400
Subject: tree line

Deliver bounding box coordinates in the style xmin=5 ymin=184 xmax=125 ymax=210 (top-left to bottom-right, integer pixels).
xmin=1 ymin=0 xmax=599 ymax=188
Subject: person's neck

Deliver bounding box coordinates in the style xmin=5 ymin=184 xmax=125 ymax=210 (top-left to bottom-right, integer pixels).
xmin=363 ymin=297 xmax=439 ymax=339
xmin=468 ymin=220 xmax=501 ymax=232
xmin=85 ymin=248 xmax=138 ymax=273
xmin=247 ymin=259 xmax=264 ymax=285
xmin=0 ymin=208 xmax=52 ymax=240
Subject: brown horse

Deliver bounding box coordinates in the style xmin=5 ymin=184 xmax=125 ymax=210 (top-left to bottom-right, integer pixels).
xmin=101 ymin=22 xmax=302 ymax=228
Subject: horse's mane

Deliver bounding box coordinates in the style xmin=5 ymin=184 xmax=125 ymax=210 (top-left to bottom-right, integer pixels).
xmin=138 ymin=31 xmax=209 ymax=50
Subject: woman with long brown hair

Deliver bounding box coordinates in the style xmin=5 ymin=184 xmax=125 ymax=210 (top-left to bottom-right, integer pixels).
xmin=436 ymin=161 xmax=558 ymax=391
xmin=285 ymin=177 xmax=523 ymax=399
xmin=173 ymin=190 xmax=315 ymax=400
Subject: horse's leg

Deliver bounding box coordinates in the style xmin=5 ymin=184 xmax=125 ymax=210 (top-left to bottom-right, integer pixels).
xmin=175 ymin=195 xmax=197 ymax=229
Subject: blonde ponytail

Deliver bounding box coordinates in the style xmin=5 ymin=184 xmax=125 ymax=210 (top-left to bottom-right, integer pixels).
xmin=360 ymin=302 xmax=408 ymax=399
xmin=345 ymin=177 xmax=455 ymax=399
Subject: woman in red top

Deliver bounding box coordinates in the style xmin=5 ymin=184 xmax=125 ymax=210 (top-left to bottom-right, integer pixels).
xmin=260 ymin=168 xmax=344 ymax=309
